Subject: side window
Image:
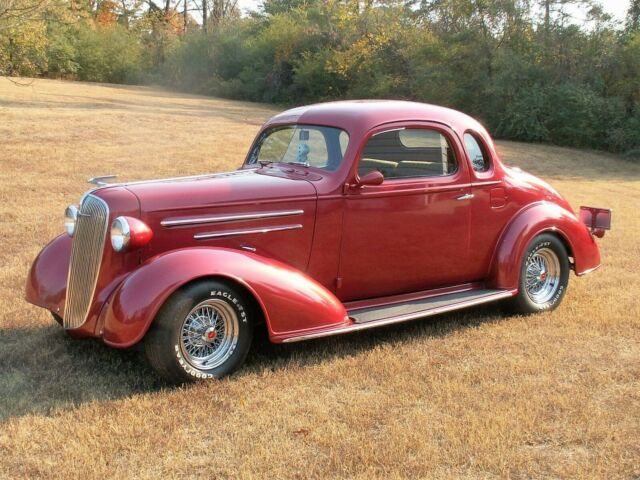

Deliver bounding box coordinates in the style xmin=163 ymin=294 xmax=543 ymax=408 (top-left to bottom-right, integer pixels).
xmin=358 ymin=128 xmax=457 ymax=179
xmin=464 ymin=133 xmax=490 ymax=173
xmin=339 ymin=130 xmax=349 ymax=156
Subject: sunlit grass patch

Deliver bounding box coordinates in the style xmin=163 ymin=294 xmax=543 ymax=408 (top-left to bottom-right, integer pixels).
xmin=0 ymin=78 xmax=638 ymax=478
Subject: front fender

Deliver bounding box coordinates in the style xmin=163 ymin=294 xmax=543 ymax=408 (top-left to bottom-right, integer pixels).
xmin=25 ymin=234 xmax=71 ymax=315
xmin=490 ymin=202 xmax=601 ymax=290
xmin=100 ymin=247 xmax=349 ymax=348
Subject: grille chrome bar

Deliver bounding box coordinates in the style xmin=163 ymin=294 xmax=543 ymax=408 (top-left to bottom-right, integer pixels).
xmin=64 ymin=195 xmax=109 ymax=329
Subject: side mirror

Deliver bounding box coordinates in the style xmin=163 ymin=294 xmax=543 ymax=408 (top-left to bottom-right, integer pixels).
xmin=356 ymin=170 xmax=384 ymax=187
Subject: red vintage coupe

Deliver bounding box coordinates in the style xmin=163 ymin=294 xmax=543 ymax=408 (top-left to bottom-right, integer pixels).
xmin=26 ymin=101 xmax=611 ymax=383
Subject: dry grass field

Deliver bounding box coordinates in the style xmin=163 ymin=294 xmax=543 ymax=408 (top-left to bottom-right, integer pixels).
xmin=0 ymin=78 xmax=639 ymax=479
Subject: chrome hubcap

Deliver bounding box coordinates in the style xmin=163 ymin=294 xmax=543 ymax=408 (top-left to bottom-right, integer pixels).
xmin=525 ymin=247 xmax=561 ymax=304
xmin=180 ymin=299 xmax=239 ymax=370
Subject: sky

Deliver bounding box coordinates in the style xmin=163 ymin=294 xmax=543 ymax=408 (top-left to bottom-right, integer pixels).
xmin=573 ymin=0 xmax=630 ymax=22
xmin=601 ymin=0 xmax=631 ymax=20
xmin=236 ymin=0 xmax=631 ymax=23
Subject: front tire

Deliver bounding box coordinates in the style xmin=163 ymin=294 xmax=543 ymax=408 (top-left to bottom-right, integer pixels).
xmin=144 ymin=280 xmax=253 ymax=384
xmin=509 ymin=234 xmax=570 ymax=314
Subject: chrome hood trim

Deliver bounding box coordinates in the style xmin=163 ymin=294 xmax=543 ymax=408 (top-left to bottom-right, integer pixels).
xmin=194 ymin=224 xmax=303 ymax=240
xmin=161 ymin=209 xmax=304 ymax=228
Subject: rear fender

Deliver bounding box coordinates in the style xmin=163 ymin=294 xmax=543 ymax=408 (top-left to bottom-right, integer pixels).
xmin=490 ymin=202 xmax=601 ymax=290
xmin=100 ymin=247 xmax=348 ymax=347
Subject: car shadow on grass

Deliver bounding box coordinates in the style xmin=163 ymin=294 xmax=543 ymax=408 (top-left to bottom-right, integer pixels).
xmin=0 ymin=324 xmax=163 ymax=420
xmin=0 ymin=304 xmax=507 ymax=420
xmin=244 ymin=303 xmax=508 ymax=375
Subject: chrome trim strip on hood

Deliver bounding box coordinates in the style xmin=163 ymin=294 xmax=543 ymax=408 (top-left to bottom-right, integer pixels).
xmin=194 ymin=224 xmax=302 ymax=240
xmin=162 ymin=209 xmax=304 ymax=228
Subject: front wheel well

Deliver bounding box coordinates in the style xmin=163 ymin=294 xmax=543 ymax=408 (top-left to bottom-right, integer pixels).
xmin=176 ymin=275 xmax=267 ymax=327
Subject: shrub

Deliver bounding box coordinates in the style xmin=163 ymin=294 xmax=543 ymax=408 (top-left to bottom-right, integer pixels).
xmin=161 ymin=32 xmax=211 ymax=92
xmin=44 ymin=23 xmax=79 ymax=78
xmin=74 ymin=24 xmax=144 ymax=83
xmin=623 ymin=148 xmax=640 ymax=162
xmin=495 ymin=86 xmax=550 ymax=143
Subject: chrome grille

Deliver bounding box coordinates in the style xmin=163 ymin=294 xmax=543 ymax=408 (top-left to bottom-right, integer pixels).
xmin=64 ymin=195 xmax=109 ymax=329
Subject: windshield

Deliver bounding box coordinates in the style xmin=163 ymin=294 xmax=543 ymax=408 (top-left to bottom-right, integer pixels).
xmin=248 ymin=125 xmax=349 ymax=171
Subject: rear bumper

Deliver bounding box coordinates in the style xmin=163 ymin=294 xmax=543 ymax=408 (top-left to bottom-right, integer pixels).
xmin=575 ymin=263 xmax=601 ymax=276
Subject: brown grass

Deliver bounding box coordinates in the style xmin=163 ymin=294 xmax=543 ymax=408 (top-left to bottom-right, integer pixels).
xmin=0 ymin=78 xmax=639 ymax=479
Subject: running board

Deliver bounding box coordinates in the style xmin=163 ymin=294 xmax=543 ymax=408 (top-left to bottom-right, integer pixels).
xmin=350 ymin=288 xmax=511 ymax=324
xmin=282 ymin=288 xmax=515 ymax=343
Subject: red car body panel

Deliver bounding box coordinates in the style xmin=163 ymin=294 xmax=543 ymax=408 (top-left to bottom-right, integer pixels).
xmin=25 ymin=234 xmax=71 ymax=316
xmin=99 ymin=248 xmax=349 ymax=347
xmin=27 ymin=186 xmax=141 ymax=339
xmin=25 ymin=100 xmax=606 ymax=346
xmin=490 ymin=201 xmax=601 ymax=290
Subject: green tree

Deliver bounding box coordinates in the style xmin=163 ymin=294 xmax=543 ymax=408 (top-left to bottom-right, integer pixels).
xmin=628 ymin=0 xmax=640 ymax=32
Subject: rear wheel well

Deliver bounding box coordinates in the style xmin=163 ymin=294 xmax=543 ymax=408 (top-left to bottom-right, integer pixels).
xmin=507 ymin=232 xmax=571 ymax=314
xmin=540 ymin=230 xmax=575 ymax=269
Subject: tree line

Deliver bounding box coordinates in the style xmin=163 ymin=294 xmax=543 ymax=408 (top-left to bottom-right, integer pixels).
xmin=1 ymin=0 xmax=639 ymax=157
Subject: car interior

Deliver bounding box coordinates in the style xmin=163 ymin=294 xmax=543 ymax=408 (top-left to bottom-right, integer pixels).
xmin=357 ymin=128 xmax=457 ymax=179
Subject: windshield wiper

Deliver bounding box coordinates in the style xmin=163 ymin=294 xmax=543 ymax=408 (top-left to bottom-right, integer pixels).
xmin=283 ymin=161 xmax=309 ymax=168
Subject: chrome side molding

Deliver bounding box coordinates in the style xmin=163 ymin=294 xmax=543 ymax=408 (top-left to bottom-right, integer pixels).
xmin=194 ymin=224 xmax=303 ymax=240
xmin=162 ymin=209 xmax=304 ymax=227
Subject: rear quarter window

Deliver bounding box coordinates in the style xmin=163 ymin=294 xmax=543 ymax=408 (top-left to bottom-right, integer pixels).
xmin=464 ymin=133 xmax=490 ymax=173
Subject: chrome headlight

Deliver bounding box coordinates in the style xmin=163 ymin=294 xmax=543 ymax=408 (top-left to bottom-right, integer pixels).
xmin=110 ymin=216 xmax=131 ymax=252
xmin=64 ymin=205 xmax=78 ymax=237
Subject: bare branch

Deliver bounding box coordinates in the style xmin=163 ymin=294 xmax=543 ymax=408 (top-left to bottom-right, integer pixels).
xmin=2 ymin=76 xmax=37 ymax=86
xmin=0 ymin=0 xmax=49 ymax=30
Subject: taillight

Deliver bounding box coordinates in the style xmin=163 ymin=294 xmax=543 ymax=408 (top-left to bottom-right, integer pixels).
xmin=579 ymin=206 xmax=612 ymax=238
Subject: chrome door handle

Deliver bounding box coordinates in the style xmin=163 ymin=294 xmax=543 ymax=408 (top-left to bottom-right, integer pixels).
xmin=456 ymin=193 xmax=475 ymax=201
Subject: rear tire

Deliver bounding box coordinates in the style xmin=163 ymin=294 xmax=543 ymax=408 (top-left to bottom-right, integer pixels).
xmin=144 ymin=280 xmax=253 ymax=384
xmin=509 ymin=234 xmax=570 ymax=314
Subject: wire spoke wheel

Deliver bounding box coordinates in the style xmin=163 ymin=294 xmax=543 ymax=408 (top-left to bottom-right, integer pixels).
xmin=524 ymin=247 xmax=561 ymax=304
xmin=179 ymin=299 xmax=239 ymax=370
xmin=145 ymin=280 xmax=254 ymax=384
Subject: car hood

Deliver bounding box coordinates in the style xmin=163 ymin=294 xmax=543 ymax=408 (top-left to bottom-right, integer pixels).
xmin=121 ymin=168 xmax=317 ymax=213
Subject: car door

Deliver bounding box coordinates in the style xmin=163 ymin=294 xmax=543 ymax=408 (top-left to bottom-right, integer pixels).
xmin=463 ymin=130 xmax=516 ymax=280
xmin=337 ymin=123 xmax=473 ymax=302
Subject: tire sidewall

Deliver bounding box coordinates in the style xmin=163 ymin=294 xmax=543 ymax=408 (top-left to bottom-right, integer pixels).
xmin=171 ymin=282 xmax=252 ymax=381
xmin=518 ymin=235 xmax=569 ymax=312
